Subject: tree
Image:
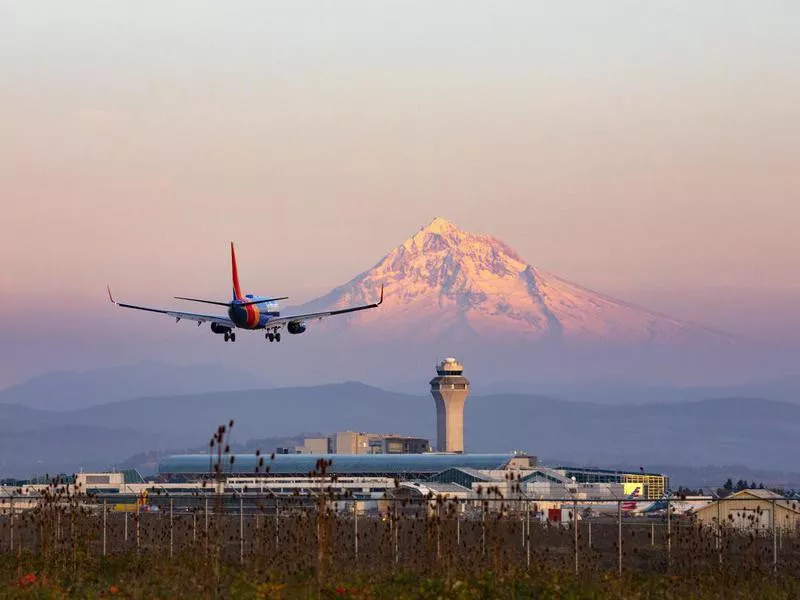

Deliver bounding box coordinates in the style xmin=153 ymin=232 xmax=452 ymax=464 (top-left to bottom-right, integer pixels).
xmin=723 ymin=478 xmax=733 ymax=491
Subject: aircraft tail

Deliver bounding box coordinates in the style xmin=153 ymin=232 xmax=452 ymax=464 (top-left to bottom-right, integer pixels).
xmin=231 ymin=242 xmax=243 ymax=300
xmin=621 ymin=486 xmax=641 ymax=511
xmin=641 ymin=489 xmax=672 ymax=514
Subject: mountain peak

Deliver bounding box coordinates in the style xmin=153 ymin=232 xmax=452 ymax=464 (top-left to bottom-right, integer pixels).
xmin=298 ymin=219 xmax=735 ymax=349
xmin=422 ymin=216 xmax=459 ymax=234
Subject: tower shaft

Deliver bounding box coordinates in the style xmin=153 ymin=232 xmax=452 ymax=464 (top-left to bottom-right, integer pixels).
xmin=430 ymin=358 xmax=470 ymax=453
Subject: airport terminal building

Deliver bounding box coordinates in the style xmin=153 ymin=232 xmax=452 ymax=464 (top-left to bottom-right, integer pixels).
xmin=0 ymin=356 xmax=668 ymax=509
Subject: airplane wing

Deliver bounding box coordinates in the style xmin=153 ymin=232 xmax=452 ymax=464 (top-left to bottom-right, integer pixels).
xmin=107 ymin=286 xmax=235 ymax=327
xmin=263 ymin=285 xmax=384 ymax=331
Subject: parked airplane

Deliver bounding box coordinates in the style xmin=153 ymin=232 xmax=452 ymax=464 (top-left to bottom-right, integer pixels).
xmin=108 ymin=242 xmax=383 ymax=343
xmin=639 ymin=491 xmax=713 ymax=517
xmin=621 ymin=485 xmax=642 ymax=511
xmin=571 ymin=486 xmax=645 ymax=517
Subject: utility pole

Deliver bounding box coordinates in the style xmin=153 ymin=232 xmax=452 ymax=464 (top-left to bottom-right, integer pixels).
xmin=102 ymin=499 xmax=107 ymax=556
xmin=275 ymin=499 xmax=280 ymax=552
xmin=617 ymin=501 xmax=622 ymax=576
xmin=169 ymin=498 xmax=174 ymax=560
xmin=204 ymin=496 xmax=209 ymax=554
xmin=9 ymin=495 xmax=14 ymax=553
xmin=354 ymin=502 xmax=359 ymax=562
xmin=573 ymin=498 xmax=579 ymax=574
xmin=525 ymin=500 xmax=530 ymax=569
xmin=666 ymin=496 xmax=671 ymax=571
xmin=773 ymin=499 xmax=777 ymax=572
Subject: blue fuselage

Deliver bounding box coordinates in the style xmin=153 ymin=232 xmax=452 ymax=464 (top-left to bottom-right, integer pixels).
xmin=227 ymin=295 xmax=280 ymax=329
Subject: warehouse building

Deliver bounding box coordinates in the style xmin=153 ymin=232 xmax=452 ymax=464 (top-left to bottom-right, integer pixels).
xmin=695 ymin=489 xmax=800 ymax=532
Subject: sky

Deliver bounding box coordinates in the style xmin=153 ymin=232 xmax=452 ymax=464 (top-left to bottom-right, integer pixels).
xmin=1 ymin=1 xmax=798 ymax=387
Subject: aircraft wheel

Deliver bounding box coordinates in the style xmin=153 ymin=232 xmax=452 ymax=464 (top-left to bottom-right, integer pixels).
xmin=230 ymin=333 xmax=236 ymax=342
xmin=275 ymin=333 xmax=281 ymax=342
xmin=268 ymin=333 xmax=274 ymax=342
xmin=224 ymin=332 xmax=230 ymax=342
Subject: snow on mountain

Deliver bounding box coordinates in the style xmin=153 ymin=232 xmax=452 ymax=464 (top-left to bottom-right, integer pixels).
xmin=295 ymin=217 xmax=734 ymax=347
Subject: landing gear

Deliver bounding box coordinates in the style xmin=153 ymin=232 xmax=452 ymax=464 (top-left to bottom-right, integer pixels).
xmin=224 ymin=332 xmax=236 ymax=342
xmin=275 ymin=332 xmax=281 ymax=342
xmin=266 ymin=331 xmax=281 ymax=343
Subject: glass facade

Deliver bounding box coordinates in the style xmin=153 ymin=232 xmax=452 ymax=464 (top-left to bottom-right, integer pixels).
xmin=427 ymin=467 xmax=490 ymax=488
xmin=555 ymin=466 xmax=669 ymax=500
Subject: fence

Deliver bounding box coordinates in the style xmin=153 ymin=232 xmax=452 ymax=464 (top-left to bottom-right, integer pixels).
xmin=1 ymin=494 xmax=799 ymax=577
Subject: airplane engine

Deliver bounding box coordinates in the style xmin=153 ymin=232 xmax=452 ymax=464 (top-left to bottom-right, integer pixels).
xmin=287 ymin=321 xmax=306 ymax=335
xmin=210 ymin=322 xmax=232 ymax=335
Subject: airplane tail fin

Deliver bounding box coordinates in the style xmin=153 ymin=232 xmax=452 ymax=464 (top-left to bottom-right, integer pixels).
xmin=231 ymin=241 xmax=243 ymax=300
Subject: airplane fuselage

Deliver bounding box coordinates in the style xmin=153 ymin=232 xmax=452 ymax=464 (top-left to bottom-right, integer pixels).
xmin=228 ymin=295 xmax=280 ymax=329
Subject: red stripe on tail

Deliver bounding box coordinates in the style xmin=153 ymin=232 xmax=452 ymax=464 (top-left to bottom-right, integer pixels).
xmin=231 ymin=242 xmax=243 ymax=300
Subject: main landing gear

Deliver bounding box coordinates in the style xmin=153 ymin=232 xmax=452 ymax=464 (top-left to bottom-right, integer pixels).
xmin=266 ymin=331 xmax=281 ymax=343
xmin=224 ymin=332 xmax=236 ymax=342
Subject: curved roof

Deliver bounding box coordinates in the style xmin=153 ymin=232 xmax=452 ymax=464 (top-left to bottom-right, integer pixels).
xmin=158 ymin=453 xmax=513 ymax=476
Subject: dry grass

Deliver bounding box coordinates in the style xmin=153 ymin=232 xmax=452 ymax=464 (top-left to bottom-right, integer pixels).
xmin=2 ymin=426 xmax=797 ymax=598
xmin=2 ymin=490 xmax=799 ymax=599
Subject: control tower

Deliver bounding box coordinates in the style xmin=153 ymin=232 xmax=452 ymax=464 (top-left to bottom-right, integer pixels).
xmin=430 ymin=358 xmax=470 ymax=453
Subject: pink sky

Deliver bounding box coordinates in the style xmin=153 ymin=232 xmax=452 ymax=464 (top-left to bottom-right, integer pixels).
xmin=0 ymin=2 xmax=798 ymax=387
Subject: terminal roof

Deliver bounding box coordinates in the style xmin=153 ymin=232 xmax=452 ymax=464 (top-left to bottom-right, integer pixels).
xmin=159 ymin=453 xmax=513 ymax=475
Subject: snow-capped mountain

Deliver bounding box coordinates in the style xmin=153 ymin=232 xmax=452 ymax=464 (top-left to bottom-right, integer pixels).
xmin=295 ymin=217 xmax=733 ymax=348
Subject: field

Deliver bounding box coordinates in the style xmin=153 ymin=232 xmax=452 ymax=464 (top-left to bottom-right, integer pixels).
xmin=2 ymin=491 xmax=800 ymax=599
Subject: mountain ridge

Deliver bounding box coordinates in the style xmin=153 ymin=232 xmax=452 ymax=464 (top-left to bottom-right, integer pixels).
xmin=2 ymin=383 xmax=800 ymax=477
xmin=293 ymin=217 xmax=737 ymax=348
xmin=0 ymin=361 xmax=270 ymax=411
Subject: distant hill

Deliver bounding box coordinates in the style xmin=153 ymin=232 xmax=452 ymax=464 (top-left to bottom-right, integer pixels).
xmin=62 ymin=382 xmax=431 ymax=443
xmin=465 ymin=375 xmax=800 ymax=406
xmin=3 ymin=383 xmax=800 ymax=479
xmin=0 ymin=425 xmax=171 ymax=478
xmin=0 ymin=402 xmax=51 ymax=428
xmin=464 ymin=395 xmax=800 ymax=471
xmin=0 ymin=382 xmax=429 ymax=477
xmin=0 ymin=362 xmax=270 ymax=411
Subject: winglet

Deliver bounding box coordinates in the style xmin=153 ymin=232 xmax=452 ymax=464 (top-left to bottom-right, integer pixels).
xmin=378 ymin=284 xmax=384 ymax=305
xmin=231 ymin=241 xmax=243 ymax=301
xmin=107 ymin=285 xmax=117 ymax=305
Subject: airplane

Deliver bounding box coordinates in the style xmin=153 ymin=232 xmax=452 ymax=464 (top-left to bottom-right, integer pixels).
xmin=569 ymin=486 xmax=645 ymax=517
xmin=108 ymin=242 xmax=383 ymax=343
xmin=639 ymin=490 xmax=713 ymax=517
